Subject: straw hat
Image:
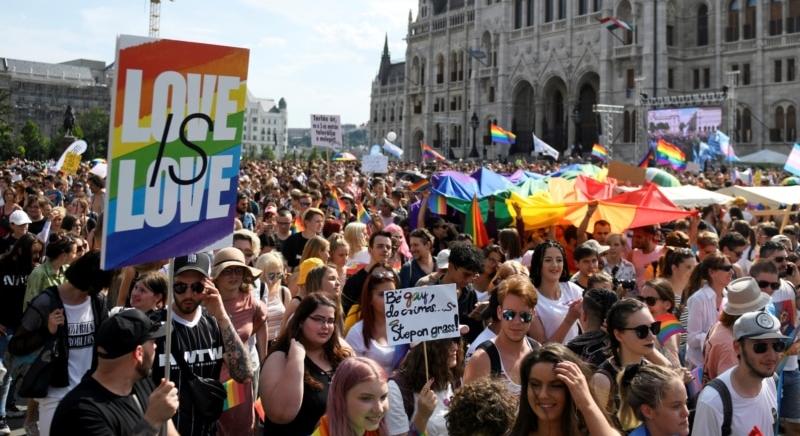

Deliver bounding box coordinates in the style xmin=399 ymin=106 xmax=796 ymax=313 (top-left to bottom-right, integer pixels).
xmin=723 ymin=277 xmax=771 ymax=316
xmin=211 ymin=247 xmax=262 ymax=280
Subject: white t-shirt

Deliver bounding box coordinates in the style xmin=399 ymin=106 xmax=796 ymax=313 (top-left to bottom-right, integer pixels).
xmin=693 ymin=368 xmax=777 ymax=436
xmin=465 ymin=327 xmax=497 ymax=362
xmin=386 ymin=380 xmax=453 ymax=436
xmin=768 ymin=280 xmax=798 ymax=371
xmin=48 ymin=298 xmax=95 ymax=399
xmin=345 ymin=321 xmax=397 ymax=375
xmin=535 ymin=282 xmax=583 ymax=343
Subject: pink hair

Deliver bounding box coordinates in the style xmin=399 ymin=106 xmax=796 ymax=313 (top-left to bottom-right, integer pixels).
xmin=326 ymin=357 xmax=389 ymax=436
xmin=384 ymin=224 xmax=411 ymax=260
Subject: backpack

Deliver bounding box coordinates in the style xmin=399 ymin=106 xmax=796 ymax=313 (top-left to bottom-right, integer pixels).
xmin=476 ymin=337 xmax=541 ymax=377
xmin=704 ymin=379 xmax=733 ymax=436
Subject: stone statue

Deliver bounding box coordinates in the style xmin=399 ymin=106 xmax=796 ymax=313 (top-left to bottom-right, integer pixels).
xmin=63 ymin=105 xmax=76 ymax=136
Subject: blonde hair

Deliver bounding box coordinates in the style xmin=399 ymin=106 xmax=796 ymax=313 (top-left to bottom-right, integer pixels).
xmin=328 ymin=233 xmax=349 ymax=256
xmin=301 ymin=235 xmax=330 ymax=263
xmin=233 ymin=228 xmax=261 ymax=257
xmin=256 ymin=251 xmax=285 ymax=274
xmin=344 ymin=222 xmax=367 ymax=252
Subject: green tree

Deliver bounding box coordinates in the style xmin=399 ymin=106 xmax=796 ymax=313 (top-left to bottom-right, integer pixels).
xmin=261 ymin=146 xmax=276 ymax=161
xmin=18 ymin=120 xmax=50 ymax=160
xmin=308 ymin=147 xmax=319 ymax=161
xmin=0 ymin=89 xmax=14 ymax=159
xmin=77 ymin=108 xmax=110 ymax=158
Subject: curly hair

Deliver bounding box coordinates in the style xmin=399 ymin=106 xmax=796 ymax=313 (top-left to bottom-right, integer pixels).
xmin=445 ymin=377 xmax=517 ymax=436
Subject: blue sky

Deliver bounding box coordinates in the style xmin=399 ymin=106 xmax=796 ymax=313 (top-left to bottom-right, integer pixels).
xmin=2 ymin=0 xmax=417 ymax=127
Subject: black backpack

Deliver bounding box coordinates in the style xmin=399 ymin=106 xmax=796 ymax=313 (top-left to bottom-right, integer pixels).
xmin=476 ymin=337 xmax=541 ymax=377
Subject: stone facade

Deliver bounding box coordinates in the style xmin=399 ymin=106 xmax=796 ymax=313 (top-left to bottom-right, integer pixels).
xmin=0 ymin=57 xmax=112 ymax=138
xmin=370 ymin=0 xmax=800 ymax=162
xmin=242 ymin=93 xmax=288 ymax=158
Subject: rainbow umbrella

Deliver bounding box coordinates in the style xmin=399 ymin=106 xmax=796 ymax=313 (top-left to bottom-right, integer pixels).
xmin=645 ymin=167 xmax=681 ymax=187
xmin=781 ymin=176 xmax=800 ymax=186
xmin=332 ymin=152 xmax=357 ymax=161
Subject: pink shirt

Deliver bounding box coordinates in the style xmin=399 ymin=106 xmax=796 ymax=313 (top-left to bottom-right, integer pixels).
xmin=703 ymin=322 xmax=737 ymax=381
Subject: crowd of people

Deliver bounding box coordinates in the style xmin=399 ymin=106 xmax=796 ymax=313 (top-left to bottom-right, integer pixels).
xmin=0 ymin=156 xmax=796 ymax=435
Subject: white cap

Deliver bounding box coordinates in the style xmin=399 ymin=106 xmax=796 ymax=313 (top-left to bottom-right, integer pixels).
xmin=733 ymin=311 xmax=789 ymax=341
xmin=9 ymin=210 xmax=31 ymax=226
xmin=436 ymin=249 xmax=450 ymax=270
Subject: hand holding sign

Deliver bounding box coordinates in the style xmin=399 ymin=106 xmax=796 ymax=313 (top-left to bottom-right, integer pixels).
xmin=384 ymin=284 xmax=460 ymax=346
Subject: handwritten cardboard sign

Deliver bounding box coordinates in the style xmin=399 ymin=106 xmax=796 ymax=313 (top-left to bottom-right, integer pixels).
xmin=362 ymin=155 xmax=388 ymax=174
xmin=385 ymin=284 xmax=460 ymax=346
xmin=608 ymin=160 xmax=646 ymax=186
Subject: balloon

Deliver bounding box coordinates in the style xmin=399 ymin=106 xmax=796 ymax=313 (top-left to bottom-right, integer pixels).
xmin=386 ymin=131 xmax=397 ymax=142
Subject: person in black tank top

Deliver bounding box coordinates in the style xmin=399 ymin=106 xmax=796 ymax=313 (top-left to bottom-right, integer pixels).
xmin=261 ymin=294 xmax=351 ymax=435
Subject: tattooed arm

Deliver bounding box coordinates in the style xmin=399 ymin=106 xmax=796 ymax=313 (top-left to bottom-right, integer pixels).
xmin=200 ymin=278 xmax=254 ymax=383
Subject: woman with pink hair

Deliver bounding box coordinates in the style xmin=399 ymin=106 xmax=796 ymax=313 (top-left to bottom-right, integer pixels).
xmin=313 ymin=356 xmax=389 ymax=436
xmin=384 ymin=224 xmax=410 ymax=272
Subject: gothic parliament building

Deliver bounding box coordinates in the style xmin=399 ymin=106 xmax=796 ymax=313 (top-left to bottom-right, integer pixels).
xmin=369 ymin=0 xmax=800 ymax=162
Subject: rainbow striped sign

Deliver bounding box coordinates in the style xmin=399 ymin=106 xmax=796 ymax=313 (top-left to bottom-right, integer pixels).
xmin=101 ymin=36 xmax=249 ymax=269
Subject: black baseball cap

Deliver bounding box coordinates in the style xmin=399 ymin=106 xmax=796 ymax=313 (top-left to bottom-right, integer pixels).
xmin=174 ymin=252 xmax=211 ymax=277
xmin=95 ymin=309 xmax=166 ymax=359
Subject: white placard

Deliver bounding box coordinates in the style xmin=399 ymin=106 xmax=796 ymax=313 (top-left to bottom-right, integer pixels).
xmin=686 ymin=162 xmax=702 ymax=174
xmin=362 ymin=155 xmax=389 ymax=174
xmin=310 ymin=114 xmax=342 ymax=149
xmin=385 ymin=284 xmax=460 ymax=346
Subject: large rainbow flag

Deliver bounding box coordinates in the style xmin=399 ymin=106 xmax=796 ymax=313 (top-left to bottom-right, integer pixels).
xmin=102 ymin=36 xmax=250 ymax=269
xmin=655 ymin=313 xmax=685 ymax=346
xmin=421 ymin=143 xmax=446 ymax=161
xmin=490 ymin=124 xmax=517 ymax=145
xmin=464 ymin=195 xmax=489 ymax=248
xmin=591 ymin=143 xmax=609 ymax=161
xmin=655 ymin=139 xmax=686 ymax=171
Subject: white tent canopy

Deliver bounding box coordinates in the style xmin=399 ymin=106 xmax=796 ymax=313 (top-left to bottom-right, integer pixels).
xmin=658 ymin=186 xmax=734 ymax=207
xmin=737 ymin=149 xmax=788 ymax=165
xmin=718 ymin=185 xmax=800 ymax=207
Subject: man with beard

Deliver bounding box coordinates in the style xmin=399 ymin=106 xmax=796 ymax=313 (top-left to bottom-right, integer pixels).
xmin=151 ymin=253 xmax=253 ymax=436
xmin=51 ymin=310 xmax=179 ymax=435
xmin=694 ymin=311 xmax=786 ymax=436
xmin=629 ymin=225 xmax=664 ymax=289
xmin=398 ymin=228 xmax=435 ymax=289
xmin=236 ymin=192 xmax=256 ymax=231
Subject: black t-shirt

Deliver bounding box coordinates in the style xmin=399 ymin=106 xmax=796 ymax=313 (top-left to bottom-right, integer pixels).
xmin=263 ymin=356 xmax=332 ymax=435
xmin=28 ymin=218 xmax=45 ymax=236
xmin=281 ymin=232 xmax=310 ymax=269
xmin=152 ymin=310 xmax=224 ymax=436
xmin=51 ymin=375 xmax=155 ymax=436
xmin=457 ymin=286 xmax=481 ymax=345
xmin=341 ymin=268 xmax=368 ymax=316
xmin=566 ymin=330 xmax=611 ymax=369
xmin=0 ymin=265 xmax=28 ymax=329
xmin=0 ymin=234 xmax=18 ymax=255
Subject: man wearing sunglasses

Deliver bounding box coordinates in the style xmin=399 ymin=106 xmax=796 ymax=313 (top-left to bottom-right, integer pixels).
xmin=694 ymin=311 xmax=788 ymax=436
xmin=464 ymin=274 xmax=540 ymax=395
xmin=151 ymin=253 xmax=253 ymax=436
xmin=719 ymin=231 xmax=748 ymax=278
xmin=760 ymin=240 xmax=800 ymax=288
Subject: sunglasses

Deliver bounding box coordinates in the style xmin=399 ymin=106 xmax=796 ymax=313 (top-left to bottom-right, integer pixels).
xmin=757 ymin=280 xmax=781 ymax=290
xmin=636 ymin=296 xmax=660 ymax=307
xmin=752 ymin=341 xmax=787 ymax=354
xmin=621 ymin=321 xmax=661 ymax=339
xmin=266 ymin=272 xmax=284 ymax=282
xmin=773 ymin=257 xmax=787 ymax=263
xmin=713 ymin=264 xmax=734 ymax=272
xmin=502 ymin=309 xmax=533 ymax=323
xmin=174 ymin=281 xmax=205 ymax=295
xmin=371 ymin=270 xmax=396 ymax=280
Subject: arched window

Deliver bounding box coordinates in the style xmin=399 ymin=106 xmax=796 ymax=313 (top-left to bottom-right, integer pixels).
xmin=579 ymin=0 xmax=588 ymax=15
xmin=545 ymin=0 xmax=554 ymax=22
xmin=623 ymin=110 xmax=631 ymax=143
xmin=775 ymin=106 xmax=785 ymax=142
xmin=697 ymin=4 xmax=709 ymax=46
xmin=514 ymin=0 xmax=523 ymax=29
xmin=593 ymin=0 xmax=601 ymax=12
xmin=420 ymin=58 xmax=426 ymax=86
xmin=527 ymin=0 xmax=534 ymax=25
xmin=788 ymin=106 xmax=798 ymax=141
xmin=770 ymin=0 xmax=783 ymax=35
xmin=436 ymin=54 xmax=444 ymax=84
xmin=450 ymin=52 xmax=458 ymax=82
xmin=727 ymin=0 xmax=740 ymax=41
xmin=558 ymin=0 xmax=566 ymax=19
xmin=743 ymin=0 xmax=756 ymax=39
xmin=742 ymin=108 xmax=752 ymax=142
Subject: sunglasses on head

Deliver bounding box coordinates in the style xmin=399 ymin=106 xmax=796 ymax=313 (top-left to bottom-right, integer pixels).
xmin=621 ymin=321 xmax=661 ymax=339
xmin=174 ymin=281 xmax=205 ymax=295
xmin=371 ymin=270 xmax=395 ymax=280
xmin=751 ymin=341 xmax=787 ymax=354
xmin=757 ymin=280 xmax=781 ymax=290
xmin=502 ymin=309 xmax=533 ymax=323
xmin=636 ymin=296 xmax=660 ymax=307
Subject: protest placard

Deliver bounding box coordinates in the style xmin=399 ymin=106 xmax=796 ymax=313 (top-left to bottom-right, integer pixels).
xmin=310 ymin=114 xmax=342 ymax=149
xmin=101 ymin=35 xmax=249 ymax=270
xmin=384 ymin=284 xmax=460 ymax=346
xmin=608 ymin=160 xmax=646 ymax=186
xmin=362 ymin=155 xmax=388 ymax=174
xmin=62 ymin=152 xmax=81 ymax=175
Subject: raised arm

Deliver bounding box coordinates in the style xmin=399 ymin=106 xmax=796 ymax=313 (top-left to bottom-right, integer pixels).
xmin=201 ymin=278 xmax=254 ymax=383
xmin=260 ymin=341 xmax=306 ymax=424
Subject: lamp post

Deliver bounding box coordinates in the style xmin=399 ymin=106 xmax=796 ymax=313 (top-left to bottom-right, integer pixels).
xmin=571 ymin=105 xmax=582 ymax=156
xmin=469 ymin=112 xmax=480 ymax=159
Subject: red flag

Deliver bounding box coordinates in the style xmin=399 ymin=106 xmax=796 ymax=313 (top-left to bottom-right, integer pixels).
xmin=464 ymin=195 xmax=489 ymax=248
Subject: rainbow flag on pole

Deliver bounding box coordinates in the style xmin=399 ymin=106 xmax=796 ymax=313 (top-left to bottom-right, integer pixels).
xmin=490 ymin=124 xmax=517 ymax=145
xmin=356 ymin=201 xmax=372 ymax=224
xmin=421 ymin=143 xmax=446 ymax=161
xmin=784 ymin=143 xmax=800 ymax=177
xmin=428 ymin=194 xmax=448 ymax=215
xmin=655 ymin=139 xmax=686 ymax=171
xmin=222 ymin=379 xmax=247 ymax=411
xmin=591 ymin=143 xmax=609 ymax=161
xmin=327 ymin=185 xmax=347 ymax=217
xmin=655 ymin=313 xmax=685 ymax=346
xmin=464 ymin=195 xmax=489 ymax=248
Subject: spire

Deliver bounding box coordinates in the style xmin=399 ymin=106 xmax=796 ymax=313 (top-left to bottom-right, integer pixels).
xmin=408 ymin=9 xmax=413 ymax=23
xmin=382 ymin=33 xmax=389 ymax=58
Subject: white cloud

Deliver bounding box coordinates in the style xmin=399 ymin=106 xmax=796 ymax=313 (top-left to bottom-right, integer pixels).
xmin=258 ymin=36 xmax=287 ymax=48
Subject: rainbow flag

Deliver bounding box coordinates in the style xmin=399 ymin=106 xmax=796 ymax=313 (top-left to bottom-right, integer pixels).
xmin=408 ymin=179 xmax=430 ymax=193
xmin=784 ymin=143 xmax=800 ymax=177
xmin=291 ymin=212 xmax=305 ymax=233
xmin=327 ymin=185 xmax=347 ymax=217
xmin=655 ymin=139 xmax=686 ymax=171
xmin=591 ymin=143 xmax=609 ymax=161
xmin=490 ymin=124 xmax=517 ymax=145
xmin=421 ymin=143 xmax=446 ymax=161
xmin=465 ymin=195 xmax=489 ymax=248
xmin=356 ymin=202 xmax=372 ymax=224
xmin=428 ymin=194 xmax=447 ymax=215
xmin=254 ymin=397 xmax=265 ymax=421
xmin=222 ymin=379 xmax=247 ymax=411
xmin=655 ymin=313 xmax=685 ymax=346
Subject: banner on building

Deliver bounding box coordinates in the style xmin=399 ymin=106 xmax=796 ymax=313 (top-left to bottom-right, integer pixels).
xmin=102 ymin=35 xmax=250 ymax=270
xmin=310 ymin=114 xmax=342 ymax=149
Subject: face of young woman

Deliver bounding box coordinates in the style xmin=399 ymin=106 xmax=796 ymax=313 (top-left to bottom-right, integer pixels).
xmin=541 ymin=247 xmax=564 ymax=282
xmin=642 ymin=379 xmax=690 ymax=436
xmin=217 ymin=266 xmax=244 ymax=292
xmin=447 ymin=340 xmax=459 ymax=369
xmin=300 ymin=305 xmax=336 ymax=347
xmin=607 ymin=236 xmax=624 ymax=257
xmin=638 ymin=285 xmax=671 ymax=317
xmin=527 ymin=362 xmax=567 ymax=424
xmin=321 ymin=267 xmax=341 ymax=296
xmin=673 ymin=257 xmax=697 ymax=282
xmin=371 ymin=281 xmax=396 ymax=318
xmin=614 ymin=308 xmax=657 ymax=358
xmin=346 ymin=379 xmax=389 ymax=433
xmin=332 ymin=246 xmax=349 ymax=267
xmin=131 ymin=281 xmax=163 ymax=312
